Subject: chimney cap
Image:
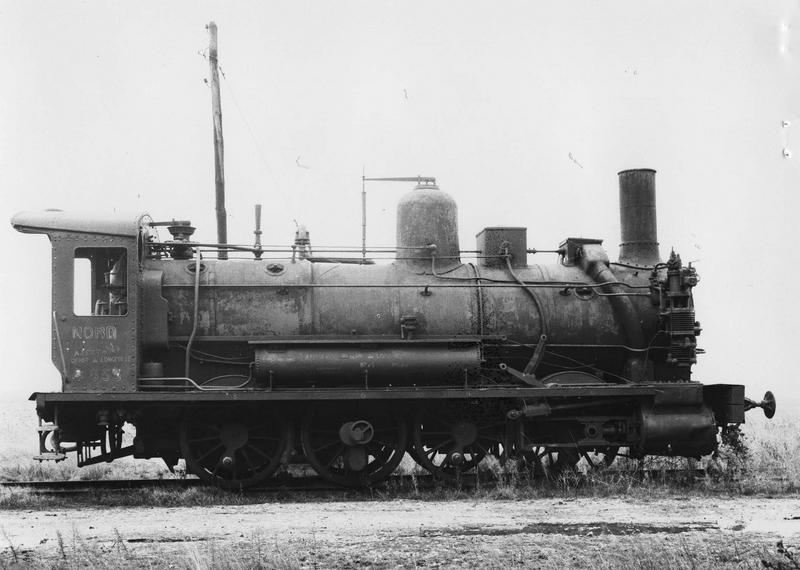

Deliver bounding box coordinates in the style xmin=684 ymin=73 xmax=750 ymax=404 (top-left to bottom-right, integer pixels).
xmin=618 ymin=168 xmax=657 ymax=176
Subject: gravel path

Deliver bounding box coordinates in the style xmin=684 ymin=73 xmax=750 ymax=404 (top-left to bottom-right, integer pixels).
xmin=2 ymin=496 xmax=799 ymax=567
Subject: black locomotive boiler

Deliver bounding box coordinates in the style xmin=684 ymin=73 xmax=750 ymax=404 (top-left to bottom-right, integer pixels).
xmin=12 ymin=168 xmax=775 ymax=488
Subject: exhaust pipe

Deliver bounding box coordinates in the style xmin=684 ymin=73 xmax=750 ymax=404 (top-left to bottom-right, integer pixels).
xmin=618 ymin=168 xmax=660 ymax=266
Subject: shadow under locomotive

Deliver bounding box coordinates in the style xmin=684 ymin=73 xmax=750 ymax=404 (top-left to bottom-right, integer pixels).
xmin=11 ymin=169 xmax=775 ymax=489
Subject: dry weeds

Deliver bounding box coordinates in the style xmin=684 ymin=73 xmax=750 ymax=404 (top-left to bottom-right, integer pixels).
xmin=0 ymin=524 xmax=797 ymax=569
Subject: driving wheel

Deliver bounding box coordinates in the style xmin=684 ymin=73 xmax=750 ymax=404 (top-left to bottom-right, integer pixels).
xmin=411 ymin=406 xmax=502 ymax=479
xmin=179 ymin=406 xmax=289 ymax=490
xmin=300 ymin=404 xmax=407 ymax=487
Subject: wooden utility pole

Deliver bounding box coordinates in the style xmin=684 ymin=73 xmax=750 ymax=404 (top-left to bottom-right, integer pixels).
xmin=208 ymin=21 xmax=228 ymax=259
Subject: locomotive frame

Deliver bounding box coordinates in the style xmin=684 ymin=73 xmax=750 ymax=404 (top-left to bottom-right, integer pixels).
xmin=12 ymin=169 xmax=774 ymax=489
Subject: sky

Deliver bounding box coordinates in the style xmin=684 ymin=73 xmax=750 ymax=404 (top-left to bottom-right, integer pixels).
xmin=1 ymin=2 xmax=798 ymax=412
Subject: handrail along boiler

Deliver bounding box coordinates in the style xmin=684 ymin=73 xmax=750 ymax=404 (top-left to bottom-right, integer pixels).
xmin=11 ymin=169 xmax=775 ymax=488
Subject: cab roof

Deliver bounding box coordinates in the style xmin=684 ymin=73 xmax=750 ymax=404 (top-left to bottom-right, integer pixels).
xmin=11 ymin=210 xmax=149 ymax=237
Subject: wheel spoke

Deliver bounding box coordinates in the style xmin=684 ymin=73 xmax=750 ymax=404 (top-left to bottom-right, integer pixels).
xmin=426 ymin=438 xmax=454 ymax=455
xmin=325 ymin=445 xmax=346 ymax=467
xmin=313 ymin=439 xmax=344 ymax=454
xmin=240 ymin=448 xmax=257 ymax=473
xmin=249 ymin=435 xmax=281 ymax=443
xmin=246 ymin=443 xmax=270 ymax=459
xmin=196 ymin=443 xmax=224 ymax=463
xmin=189 ymin=435 xmax=221 ymax=444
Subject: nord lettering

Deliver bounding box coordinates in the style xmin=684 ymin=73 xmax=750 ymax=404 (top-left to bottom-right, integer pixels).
xmin=71 ymin=326 xmax=118 ymax=340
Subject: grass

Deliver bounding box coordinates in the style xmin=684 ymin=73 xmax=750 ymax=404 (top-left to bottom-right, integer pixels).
xmin=1 ymin=523 xmax=798 ymax=569
xmin=0 ymin=398 xmax=175 ymax=484
xmin=0 ymin=454 xmax=173 ymax=484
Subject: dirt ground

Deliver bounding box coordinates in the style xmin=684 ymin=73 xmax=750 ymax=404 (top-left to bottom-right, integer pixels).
xmin=2 ymin=496 xmax=800 ymax=568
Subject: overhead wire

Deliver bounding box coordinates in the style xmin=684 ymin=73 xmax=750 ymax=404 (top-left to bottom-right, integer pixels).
xmin=217 ymin=64 xmax=277 ymax=186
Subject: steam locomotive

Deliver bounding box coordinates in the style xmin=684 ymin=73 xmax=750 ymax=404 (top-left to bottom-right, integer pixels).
xmin=11 ymin=168 xmax=775 ymax=488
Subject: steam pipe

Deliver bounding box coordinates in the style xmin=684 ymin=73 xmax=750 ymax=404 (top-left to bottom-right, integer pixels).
xmin=579 ymin=242 xmax=650 ymax=383
xmin=618 ymin=169 xmax=660 ymax=266
xmin=184 ymin=247 xmax=202 ymax=378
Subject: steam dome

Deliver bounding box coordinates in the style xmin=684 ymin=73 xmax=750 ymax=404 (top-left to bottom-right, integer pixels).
xmin=396 ymin=182 xmax=460 ymax=270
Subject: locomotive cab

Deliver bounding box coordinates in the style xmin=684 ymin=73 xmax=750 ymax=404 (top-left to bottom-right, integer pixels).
xmin=12 ymin=210 xmax=146 ymax=393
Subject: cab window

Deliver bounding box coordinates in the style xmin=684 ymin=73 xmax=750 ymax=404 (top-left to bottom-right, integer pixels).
xmin=73 ymin=247 xmax=128 ymax=316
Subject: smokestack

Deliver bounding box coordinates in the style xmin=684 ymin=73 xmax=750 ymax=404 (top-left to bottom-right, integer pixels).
xmin=618 ymin=168 xmax=660 ymax=266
